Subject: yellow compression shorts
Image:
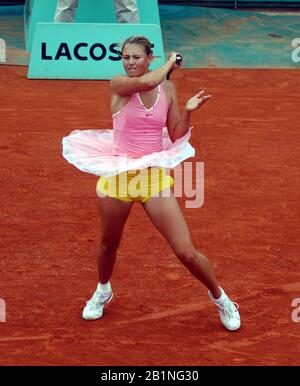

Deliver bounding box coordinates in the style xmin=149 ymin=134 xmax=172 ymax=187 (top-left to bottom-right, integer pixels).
xmin=96 ymin=167 xmax=174 ymax=203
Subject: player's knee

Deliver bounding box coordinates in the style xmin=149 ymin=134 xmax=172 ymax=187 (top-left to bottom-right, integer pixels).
xmin=175 ymin=243 xmax=196 ymax=264
xmin=100 ymin=238 xmax=120 ymax=254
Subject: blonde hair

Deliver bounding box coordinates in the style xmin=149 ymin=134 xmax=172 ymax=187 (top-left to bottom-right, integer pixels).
xmin=121 ymin=36 xmax=152 ymax=56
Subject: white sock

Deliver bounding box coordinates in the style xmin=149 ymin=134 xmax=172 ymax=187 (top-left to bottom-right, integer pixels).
xmin=98 ymin=281 xmax=111 ymax=292
xmin=211 ymin=287 xmax=227 ymax=304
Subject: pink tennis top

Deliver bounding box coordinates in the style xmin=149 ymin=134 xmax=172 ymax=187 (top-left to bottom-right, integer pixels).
xmin=112 ymin=85 xmax=169 ymax=158
xmin=62 ymin=83 xmax=195 ymax=177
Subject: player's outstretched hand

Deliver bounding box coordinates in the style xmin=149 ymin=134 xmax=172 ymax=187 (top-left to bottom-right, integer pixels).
xmin=185 ymin=91 xmax=211 ymax=112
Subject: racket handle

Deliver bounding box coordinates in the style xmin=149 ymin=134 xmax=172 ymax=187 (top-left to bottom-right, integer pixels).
xmin=176 ymin=54 xmax=183 ymax=66
xmin=166 ymin=54 xmax=183 ymax=80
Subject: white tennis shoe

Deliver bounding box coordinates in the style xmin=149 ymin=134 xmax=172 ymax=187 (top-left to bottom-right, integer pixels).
xmin=208 ymin=287 xmax=241 ymax=331
xmin=82 ymin=282 xmax=113 ymax=320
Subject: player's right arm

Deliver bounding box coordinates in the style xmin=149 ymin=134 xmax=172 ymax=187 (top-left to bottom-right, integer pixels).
xmin=110 ymin=53 xmax=178 ymax=96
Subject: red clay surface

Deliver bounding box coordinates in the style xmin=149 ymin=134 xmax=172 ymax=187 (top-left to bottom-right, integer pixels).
xmin=0 ymin=66 xmax=299 ymax=366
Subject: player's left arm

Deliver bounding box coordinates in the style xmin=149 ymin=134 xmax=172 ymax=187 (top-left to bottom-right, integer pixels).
xmin=163 ymin=80 xmax=180 ymax=143
xmin=165 ymin=81 xmax=211 ymax=143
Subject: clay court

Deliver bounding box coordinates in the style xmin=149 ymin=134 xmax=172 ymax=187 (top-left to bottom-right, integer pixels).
xmin=0 ymin=64 xmax=299 ymax=365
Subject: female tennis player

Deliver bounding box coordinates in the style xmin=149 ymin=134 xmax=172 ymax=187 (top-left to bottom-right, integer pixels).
xmin=62 ymin=36 xmax=240 ymax=331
